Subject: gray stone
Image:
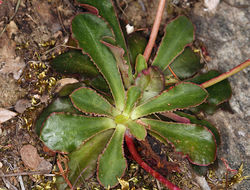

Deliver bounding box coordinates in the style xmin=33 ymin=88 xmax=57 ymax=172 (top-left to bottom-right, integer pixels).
xmin=191 ymin=1 xmax=250 ymax=189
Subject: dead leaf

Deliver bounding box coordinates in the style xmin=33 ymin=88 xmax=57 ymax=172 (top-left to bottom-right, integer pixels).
xmin=6 ymin=21 xmax=18 ymax=38
xmin=20 ymin=144 xmax=52 ymax=172
xmin=0 ymin=108 xmax=17 ymax=123
xmin=0 ymin=32 xmax=25 ymax=79
xmin=54 ymin=78 xmax=79 ymax=93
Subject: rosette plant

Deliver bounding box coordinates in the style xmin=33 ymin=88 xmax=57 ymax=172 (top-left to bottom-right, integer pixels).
xmin=35 ymin=0 xmax=249 ymax=189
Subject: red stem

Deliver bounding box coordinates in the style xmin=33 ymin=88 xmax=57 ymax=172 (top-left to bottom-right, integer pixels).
xmin=168 ymin=66 xmax=180 ymax=80
xmin=125 ymin=131 xmax=181 ymax=190
xmin=143 ymin=0 xmax=166 ymax=62
xmin=57 ymin=159 xmax=73 ymax=189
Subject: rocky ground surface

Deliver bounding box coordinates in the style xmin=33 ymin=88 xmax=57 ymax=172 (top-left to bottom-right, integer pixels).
xmin=191 ymin=1 xmax=250 ymax=189
xmin=0 ymin=0 xmax=249 ymax=189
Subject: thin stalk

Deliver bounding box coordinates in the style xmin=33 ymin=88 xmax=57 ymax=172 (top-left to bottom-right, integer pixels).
xmin=201 ymin=59 xmax=250 ymax=88
xmin=143 ymin=0 xmax=166 ymax=62
xmin=0 ymin=171 xmax=53 ymax=177
xmin=125 ymin=131 xmax=181 ymax=190
xmin=168 ymin=66 xmax=180 ymax=80
xmin=57 ymin=160 xmax=73 ymax=189
xmin=161 ymin=112 xmax=190 ymax=123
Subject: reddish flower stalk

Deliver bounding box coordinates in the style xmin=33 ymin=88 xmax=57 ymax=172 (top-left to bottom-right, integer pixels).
xmin=125 ymin=131 xmax=181 ymax=190
xmin=168 ymin=66 xmax=180 ymax=80
xmin=161 ymin=112 xmax=190 ymax=123
xmin=57 ymin=159 xmax=73 ymax=189
xmin=143 ymin=0 xmax=166 ymax=62
xmin=201 ymin=59 xmax=250 ymax=88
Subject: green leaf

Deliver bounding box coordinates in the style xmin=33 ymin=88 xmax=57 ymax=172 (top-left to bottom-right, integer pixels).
xmin=165 ymin=75 xmax=180 ymax=86
xmin=135 ymin=67 xmax=165 ymax=105
xmin=135 ymin=54 xmax=147 ymax=76
xmin=191 ymin=164 xmax=209 ymax=176
xmin=50 ymin=49 xmax=99 ymax=77
xmin=142 ymin=118 xmax=216 ymax=165
xmin=152 ymin=16 xmax=194 ymax=71
xmin=127 ymin=32 xmax=147 ymax=66
xmin=77 ymin=0 xmax=133 ymax=82
xmin=72 ymin=13 xmax=125 ymax=110
xmin=87 ymin=75 xmax=110 ymax=93
xmin=125 ymin=120 xmax=146 ymax=140
xmin=41 ymin=113 xmax=116 ymax=152
xmin=190 ymin=103 xmax=218 ymax=115
xmin=188 ymin=70 xmax=232 ymax=114
xmin=101 ymin=41 xmax=130 ymax=88
xmin=57 ymin=129 xmax=114 ymax=190
xmin=98 ymin=125 xmax=127 ymax=188
xmin=175 ymin=111 xmax=221 ymax=145
xmin=35 ymin=97 xmax=81 ymax=136
xmin=70 ymin=87 xmax=118 ymax=116
xmin=131 ymin=83 xmax=208 ymax=119
xmin=164 ymin=47 xmax=202 ymax=80
xmin=189 ymin=70 xmax=232 ymax=105
xmin=124 ymin=86 xmax=141 ymax=115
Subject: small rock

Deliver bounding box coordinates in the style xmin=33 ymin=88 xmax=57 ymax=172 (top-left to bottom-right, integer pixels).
xmin=20 ymin=144 xmax=52 ymax=172
xmin=37 ymin=159 xmax=52 ymax=172
xmin=20 ymin=145 xmax=41 ymax=170
xmin=40 ymin=94 xmax=50 ymax=104
xmin=195 ymin=175 xmax=211 ymax=190
xmin=204 ymin=0 xmax=220 ymax=12
xmin=126 ymin=24 xmax=134 ymax=34
xmin=14 ymin=99 xmax=31 ymax=113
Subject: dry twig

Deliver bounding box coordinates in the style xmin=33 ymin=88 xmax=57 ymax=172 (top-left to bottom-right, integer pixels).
xmin=0 ymin=171 xmax=53 ymax=177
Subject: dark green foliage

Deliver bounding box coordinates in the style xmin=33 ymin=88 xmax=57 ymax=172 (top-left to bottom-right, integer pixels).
xmin=51 ymin=50 xmax=98 ymax=77
xmin=35 ymin=1 xmax=233 ymax=188
xmin=188 ymin=70 xmax=232 ymax=114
